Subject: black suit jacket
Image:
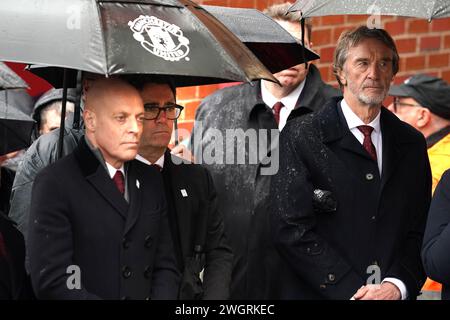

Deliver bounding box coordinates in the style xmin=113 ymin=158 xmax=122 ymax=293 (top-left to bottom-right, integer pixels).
xmin=28 ymin=137 xmax=179 ymax=300
xmin=422 ymin=169 xmax=450 ymax=300
xmin=270 ymin=98 xmax=432 ymax=299
xmin=162 ymin=150 xmax=233 ymax=299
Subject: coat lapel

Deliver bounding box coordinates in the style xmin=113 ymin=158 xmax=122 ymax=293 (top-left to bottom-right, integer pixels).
xmin=74 ymin=137 xmax=129 ymax=219
xmin=379 ymin=108 xmax=409 ymax=190
xmin=86 ymin=167 xmax=129 ymax=220
xmin=319 ymin=98 xmax=372 ymax=161
xmin=163 ymin=150 xmax=187 ymax=269
xmin=123 ymin=161 xmax=142 ymax=235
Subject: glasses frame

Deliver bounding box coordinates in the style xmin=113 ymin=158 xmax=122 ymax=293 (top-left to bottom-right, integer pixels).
xmin=393 ymin=98 xmax=423 ymax=113
xmin=143 ymin=103 xmax=184 ymax=120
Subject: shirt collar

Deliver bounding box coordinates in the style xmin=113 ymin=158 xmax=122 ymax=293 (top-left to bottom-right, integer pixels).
xmin=340 ymin=98 xmax=381 ymax=133
xmin=261 ymin=78 xmax=306 ymax=111
xmin=135 ymin=153 xmax=165 ymax=168
xmin=105 ymin=162 xmax=125 ymax=179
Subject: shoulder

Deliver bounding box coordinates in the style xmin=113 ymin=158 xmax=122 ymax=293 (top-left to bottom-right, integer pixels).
xmin=196 ymin=82 xmax=256 ymax=117
xmin=33 ymin=153 xmax=78 ymax=195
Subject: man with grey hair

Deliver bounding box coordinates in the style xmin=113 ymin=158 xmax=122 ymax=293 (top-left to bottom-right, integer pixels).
xmin=192 ymin=2 xmax=340 ymax=299
xmin=32 ymin=88 xmax=77 ymax=138
xmin=270 ymin=26 xmax=431 ymax=299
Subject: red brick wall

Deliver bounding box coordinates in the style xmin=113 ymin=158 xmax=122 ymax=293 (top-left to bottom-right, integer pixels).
xmin=176 ymin=1 xmax=450 ymax=134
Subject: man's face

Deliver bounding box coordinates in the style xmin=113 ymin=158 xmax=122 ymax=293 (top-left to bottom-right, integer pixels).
xmin=139 ymin=83 xmax=175 ymax=150
xmin=339 ymin=38 xmax=394 ymax=107
xmin=273 ymin=19 xmax=311 ymax=89
xmin=388 ymin=97 xmax=423 ymax=130
xmin=84 ymin=79 xmax=145 ymax=167
xmin=39 ymin=109 xmax=61 ymax=135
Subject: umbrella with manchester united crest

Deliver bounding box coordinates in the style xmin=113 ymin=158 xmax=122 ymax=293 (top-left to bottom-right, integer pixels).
xmin=0 ymin=0 xmax=278 ymax=157
xmin=0 ymin=0 xmax=277 ymax=86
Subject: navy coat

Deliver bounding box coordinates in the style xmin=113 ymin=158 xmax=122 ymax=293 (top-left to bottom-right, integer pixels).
xmin=271 ymin=98 xmax=431 ymax=299
xmin=422 ymin=169 xmax=450 ymax=300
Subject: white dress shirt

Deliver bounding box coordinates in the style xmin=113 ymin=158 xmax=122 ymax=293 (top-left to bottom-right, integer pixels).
xmin=105 ymin=162 xmax=125 ymax=179
xmin=105 ymin=162 xmax=128 ymax=202
xmin=340 ymin=99 xmax=383 ymax=174
xmin=135 ymin=154 xmax=165 ymax=169
xmin=340 ymin=98 xmax=408 ymax=300
xmin=261 ymin=79 xmax=306 ymax=131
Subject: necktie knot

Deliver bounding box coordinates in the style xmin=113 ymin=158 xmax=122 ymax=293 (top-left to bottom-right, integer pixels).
xmin=357 ymin=125 xmax=374 ymax=137
xmin=112 ymin=170 xmax=125 ymax=194
xmin=273 ymin=101 xmax=284 ymax=125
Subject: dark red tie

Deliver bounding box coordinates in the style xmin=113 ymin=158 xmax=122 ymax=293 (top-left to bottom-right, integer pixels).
xmin=273 ymin=101 xmax=284 ymax=125
xmin=357 ymin=125 xmax=377 ymax=162
xmin=112 ymin=170 xmax=125 ymax=194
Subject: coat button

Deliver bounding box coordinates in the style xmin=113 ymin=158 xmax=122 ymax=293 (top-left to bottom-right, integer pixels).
xmin=328 ymin=273 xmax=336 ymax=282
xmin=122 ymin=238 xmax=130 ymax=249
xmin=145 ymin=296 xmax=151 ymax=300
xmin=122 ymin=266 xmax=132 ymax=279
xmin=144 ymin=265 xmax=152 ymax=279
xmin=121 ymin=296 xmax=129 ymax=300
xmin=366 ymin=173 xmax=374 ymax=180
xmin=371 ymin=216 xmax=376 ymax=221
xmin=144 ymin=235 xmax=153 ymax=248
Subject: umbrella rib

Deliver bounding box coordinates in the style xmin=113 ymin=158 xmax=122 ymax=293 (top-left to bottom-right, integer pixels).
xmin=95 ymin=1 xmax=110 ymax=76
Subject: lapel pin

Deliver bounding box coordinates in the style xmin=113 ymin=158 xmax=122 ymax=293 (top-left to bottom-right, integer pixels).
xmin=180 ymin=189 xmax=188 ymax=197
xmin=136 ymin=179 xmax=140 ymax=189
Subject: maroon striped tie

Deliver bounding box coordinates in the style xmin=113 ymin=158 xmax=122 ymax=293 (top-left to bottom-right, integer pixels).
xmin=112 ymin=170 xmax=125 ymax=194
xmin=273 ymin=101 xmax=284 ymax=125
xmin=357 ymin=125 xmax=377 ymax=162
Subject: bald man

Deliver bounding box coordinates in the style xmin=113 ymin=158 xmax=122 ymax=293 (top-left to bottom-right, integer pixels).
xmin=28 ymin=77 xmax=180 ymax=300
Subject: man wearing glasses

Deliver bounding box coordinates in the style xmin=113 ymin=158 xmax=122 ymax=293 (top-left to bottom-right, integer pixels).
xmin=388 ymin=74 xmax=450 ymax=299
xmin=388 ymin=74 xmax=450 ymax=192
xmin=136 ymin=79 xmax=233 ymax=300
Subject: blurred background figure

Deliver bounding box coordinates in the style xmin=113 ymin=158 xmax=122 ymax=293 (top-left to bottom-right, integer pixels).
xmin=31 ymin=88 xmax=76 ymax=139
xmin=388 ymin=74 xmax=450 ymax=299
xmin=192 ymin=2 xmax=341 ymax=299
xmin=422 ymin=169 xmax=450 ymax=300
xmin=0 ymin=89 xmax=34 ymax=214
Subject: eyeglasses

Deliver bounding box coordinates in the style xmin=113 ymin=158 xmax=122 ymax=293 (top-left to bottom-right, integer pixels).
xmin=143 ymin=103 xmax=184 ymax=120
xmin=393 ymin=98 xmax=423 ymax=113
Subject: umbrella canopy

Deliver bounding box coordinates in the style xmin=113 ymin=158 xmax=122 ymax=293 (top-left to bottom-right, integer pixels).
xmin=288 ymin=0 xmax=450 ymax=20
xmin=0 ymin=0 xmax=276 ymax=86
xmin=0 ymin=62 xmax=28 ymax=90
xmin=203 ymin=5 xmax=320 ymax=73
xmin=0 ymin=90 xmax=35 ymax=155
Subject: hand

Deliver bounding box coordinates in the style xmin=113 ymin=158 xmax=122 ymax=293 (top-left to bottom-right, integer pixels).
xmin=171 ymin=144 xmax=195 ymax=163
xmin=352 ymin=282 xmax=401 ymax=300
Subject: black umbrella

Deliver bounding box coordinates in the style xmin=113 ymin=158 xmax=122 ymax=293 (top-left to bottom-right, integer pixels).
xmin=0 ymin=62 xmax=28 ymax=90
xmin=0 ymin=0 xmax=276 ymax=86
xmin=288 ymin=0 xmax=450 ymax=20
xmin=1 ymin=0 xmax=278 ymax=157
xmin=0 ymin=90 xmax=35 ymax=155
xmin=203 ymin=5 xmax=320 ymax=73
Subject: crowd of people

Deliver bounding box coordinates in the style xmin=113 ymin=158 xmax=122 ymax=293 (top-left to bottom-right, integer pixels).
xmin=1 ymin=2 xmax=450 ymax=300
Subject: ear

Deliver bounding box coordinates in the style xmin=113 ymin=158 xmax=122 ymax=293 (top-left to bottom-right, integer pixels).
xmin=417 ymin=108 xmax=431 ymax=128
xmin=337 ymin=68 xmax=347 ymax=86
xmin=83 ymin=109 xmax=96 ymax=132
